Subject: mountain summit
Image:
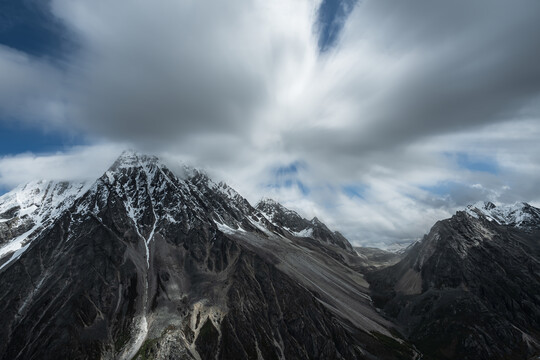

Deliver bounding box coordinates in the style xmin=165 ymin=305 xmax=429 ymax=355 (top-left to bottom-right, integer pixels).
xmin=256 ymin=198 xmax=354 ymax=252
xmin=465 ymin=201 xmax=540 ymax=228
xmin=368 ymin=202 xmax=540 ymax=359
xmin=0 ymin=152 xmax=414 ymax=360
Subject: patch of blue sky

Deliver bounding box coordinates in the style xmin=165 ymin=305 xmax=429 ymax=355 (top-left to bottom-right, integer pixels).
xmin=0 ymin=122 xmax=84 ymax=155
xmin=296 ymin=181 xmax=310 ymax=195
xmin=265 ymin=161 xmax=310 ymax=195
xmin=0 ymin=0 xmax=74 ymax=59
xmin=274 ymin=161 xmax=306 ymax=177
xmin=0 ymin=1 xmax=84 ymax=156
xmin=446 ymin=152 xmax=499 ymax=174
xmin=265 ymin=180 xmax=310 ymax=196
xmin=316 ymin=0 xmax=358 ymax=52
xmin=342 ymin=184 xmax=367 ymax=199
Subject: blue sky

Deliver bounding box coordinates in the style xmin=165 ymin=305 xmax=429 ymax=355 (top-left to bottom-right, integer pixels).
xmin=451 ymin=152 xmax=499 ymax=175
xmin=0 ymin=0 xmax=76 ymax=156
xmin=0 ymin=121 xmax=84 ymax=155
xmin=0 ymin=0 xmax=70 ymax=57
xmin=317 ymin=0 xmax=357 ymax=52
xmin=266 ymin=162 xmax=310 ymax=195
xmin=1 ymin=0 xmax=539 ymax=246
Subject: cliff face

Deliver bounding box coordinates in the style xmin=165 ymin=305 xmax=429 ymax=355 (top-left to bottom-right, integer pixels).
xmin=368 ymin=203 xmax=540 ymax=360
xmin=0 ymin=152 xmax=415 ymax=360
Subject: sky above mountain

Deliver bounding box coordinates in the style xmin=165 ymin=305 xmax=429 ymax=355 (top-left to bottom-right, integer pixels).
xmin=1 ymin=0 xmax=540 ymax=247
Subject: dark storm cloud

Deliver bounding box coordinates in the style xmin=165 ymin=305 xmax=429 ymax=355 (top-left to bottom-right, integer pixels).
xmin=7 ymin=0 xmax=538 ymax=155
xmin=77 ymin=52 xmax=267 ymax=142
xmin=284 ymin=0 xmax=540 ymax=160
xmin=47 ymin=0 xmax=317 ymax=145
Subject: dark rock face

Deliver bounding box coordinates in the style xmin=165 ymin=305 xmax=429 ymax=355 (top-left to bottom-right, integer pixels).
xmin=0 ymin=151 xmax=414 ymax=360
xmin=368 ymin=206 xmax=540 ymax=360
xmin=0 ymin=212 xmax=32 ymax=247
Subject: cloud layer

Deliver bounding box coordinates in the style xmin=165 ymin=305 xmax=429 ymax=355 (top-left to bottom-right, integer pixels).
xmin=1 ymin=0 xmax=540 ymax=246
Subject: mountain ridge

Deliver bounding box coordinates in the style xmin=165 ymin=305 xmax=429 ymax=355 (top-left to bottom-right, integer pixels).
xmin=367 ymin=202 xmax=540 ymax=359
xmin=465 ymin=201 xmax=540 ymax=228
xmin=2 ymin=151 xmax=538 ymax=359
xmin=0 ymin=151 xmax=415 ymax=360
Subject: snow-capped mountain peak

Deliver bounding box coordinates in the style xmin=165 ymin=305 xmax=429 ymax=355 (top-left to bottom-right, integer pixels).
xmin=465 ymin=201 xmax=540 ymax=228
xmin=0 ymin=152 xmax=359 ymax=277
xmin=0 ymin=152 xmax=410 ymax=360
xmin=109 ymin=150 xmax=159 ymax=170
xmin=256 ymin=198 xmax=300 ymax=219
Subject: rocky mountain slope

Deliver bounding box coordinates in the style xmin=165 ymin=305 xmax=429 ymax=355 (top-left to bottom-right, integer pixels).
xmin=0 ymin=151 xmax=416 ymax=360
xmin=367 ymin=202 xmax=540 ymax=360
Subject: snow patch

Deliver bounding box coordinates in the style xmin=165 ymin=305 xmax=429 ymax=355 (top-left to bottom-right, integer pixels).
xmin=215 ymin=221 xmax=244 ymax=235
xmin=0 ymin=225 xmax=38 ymax=259
xmin=292 ymin=228 xmax=313 ymax=238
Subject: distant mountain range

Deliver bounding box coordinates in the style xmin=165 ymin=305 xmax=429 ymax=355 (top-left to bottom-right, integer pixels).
xmin=0 ymin=151 xmax=538 ymax=359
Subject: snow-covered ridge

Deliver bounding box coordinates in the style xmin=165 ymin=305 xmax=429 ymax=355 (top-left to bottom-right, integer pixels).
xmin=109 ymin=150 xmax=159 ymax=171
xmin=256 ymin=198 xmax=305 ymax=223
xmin=0 ymin=180 xmax=88 ymax=218
xmin=256 ymin=197 xmax=354 ymax=252
xmin=0 ymin=150 xmax=260 ymax=273
xmin=0 ymin=180 xmax=91 ymax=266
xmin=465 ymin=201 xmax=540 ymax=228
xmin=1 ymin=151 xmax=355 ymax=271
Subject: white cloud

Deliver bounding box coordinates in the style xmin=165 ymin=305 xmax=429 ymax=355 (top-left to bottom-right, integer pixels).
xmin=0 ymin=144 xmax=124 ymax=187
xmin=0 ymin=45 xmax=70 ymax=128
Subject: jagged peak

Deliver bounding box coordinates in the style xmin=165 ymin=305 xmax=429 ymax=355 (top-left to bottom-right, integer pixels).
xmin=257 ymin=200 xmax=334 ymax=233
xmin=104 ymin=152 xmax=210 ymax=191
xmin=255 ymin=198 xmax=353 ymax=251
xmin=466 ymin=200 xmax=531 ymax=212
xmin=256 ymin=198 xmax=298 ymax=213
xmin=187 ymin=167 xmax=211 ymax=183
xmin=108 ymin=150 xmax=160 ymax=171
xmin=106 ymin=151 xmax=234 ymax=194
xmin=464 ymin=201 xmax=540 ymax=228
xmin=256 ymin=198 xmax=303 ymax=219
xmin=256 ymin=197 xmax=281 ymax=208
